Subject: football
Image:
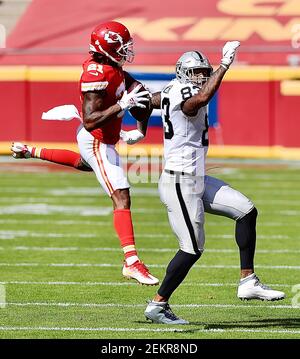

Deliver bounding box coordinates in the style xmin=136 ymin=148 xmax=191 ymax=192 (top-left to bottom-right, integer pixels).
xmin=127 ymin=81 xmax=153 ymax=122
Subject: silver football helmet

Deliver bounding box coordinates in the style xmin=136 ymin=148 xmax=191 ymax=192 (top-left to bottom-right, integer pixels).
xmin=175 ymin=51 xmax=213 ymax=86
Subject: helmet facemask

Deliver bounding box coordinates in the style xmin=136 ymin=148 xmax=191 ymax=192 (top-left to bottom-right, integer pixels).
xmin=90 ymin=38 xmax=135 ymax=66
xmin=116 ymin=39 xmax=135 ymax=65
xmin=185 ymin=68 xmax=211 ymax=87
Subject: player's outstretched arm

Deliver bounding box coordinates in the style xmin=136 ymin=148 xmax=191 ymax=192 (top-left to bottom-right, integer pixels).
xmin=183 ymin=41 xmax=240 ymax=116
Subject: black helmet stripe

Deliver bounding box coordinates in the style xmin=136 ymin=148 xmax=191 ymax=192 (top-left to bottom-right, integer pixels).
xmin=195 ymin=51 xmax=203 ymax=61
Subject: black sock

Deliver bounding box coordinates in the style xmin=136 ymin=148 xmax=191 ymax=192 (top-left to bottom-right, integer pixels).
xmin=235 ymin=207 xmax=258 ymax=270
xmin=158 ymin=249 xmax=201 ymax=299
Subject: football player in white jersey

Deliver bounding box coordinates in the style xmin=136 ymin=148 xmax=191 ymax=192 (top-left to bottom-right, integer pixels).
xmin=144 ymin=42 xmax=285 ymax=325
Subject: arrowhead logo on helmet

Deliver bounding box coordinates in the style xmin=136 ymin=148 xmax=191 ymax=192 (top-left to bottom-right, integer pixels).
xmin=104 ymin=31 xmax=123 ymax=44
xmin=89 ymin=21 xmax=135 ymax=66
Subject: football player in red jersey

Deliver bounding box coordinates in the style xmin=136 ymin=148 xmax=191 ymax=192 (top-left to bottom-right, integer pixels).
xmin=11 ymin=21 xmax=159 ymax=286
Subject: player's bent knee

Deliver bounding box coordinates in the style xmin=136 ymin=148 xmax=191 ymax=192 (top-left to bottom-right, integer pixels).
xmin=112 ymin=189 xmax=131 ymax=209
xmin=225 ymin=191 xmax=255 ymax=221
xmin=179 ymin=243 xmax=204 ymax=257
xmin=238 ymin=205 xmax=258 ymax=222
xmin=169 ymin=250 xmax=201 ymax=270
xmin=178 ymin=250 xmax=202 ymax=264
xmin=190 ymin=250 xmax=202 ymax=261
xmin=75 ymin=158 xmax=93 ymax=172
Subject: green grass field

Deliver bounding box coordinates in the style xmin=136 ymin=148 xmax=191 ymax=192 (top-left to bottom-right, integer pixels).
xmin=0 ymin=157 xmax=299 ymax=339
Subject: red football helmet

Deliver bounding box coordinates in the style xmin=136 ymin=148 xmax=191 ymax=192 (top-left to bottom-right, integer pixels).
xmin=89 ymin=21 xmax=134 ymax=66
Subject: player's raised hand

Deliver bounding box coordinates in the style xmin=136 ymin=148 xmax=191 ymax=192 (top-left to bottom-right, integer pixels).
xmin=118 ymin=84 xmax=150 ymax=110
xmin=221 ymin=41 xmax=240 ymax=69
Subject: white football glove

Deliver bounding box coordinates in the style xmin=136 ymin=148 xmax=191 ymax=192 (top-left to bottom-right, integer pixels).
xmin=117 ymin=84 xmax=150 ymax=110
xmin=220 ymin=41 xmax=240 ymax=69
xmin=120 ymin=129 xmax=145 ymax=145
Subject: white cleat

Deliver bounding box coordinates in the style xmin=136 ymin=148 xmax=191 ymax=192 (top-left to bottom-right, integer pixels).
xmin=11 ymin=142 xmax=31 ymax=159
xmin=145 ymin=301 xmax=189 ymax=325
xmin=238 ymin=273 xmax=285 ymax=301
xmin=122 ymin=260 xmax=159 ymax=286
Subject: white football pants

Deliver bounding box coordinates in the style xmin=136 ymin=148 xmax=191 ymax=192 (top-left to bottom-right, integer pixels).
xmin=159 ymin=171 xmax=254 ymax=255
xmin=77 ymin=126 xmax=129 ymax=196
xmin=159 ymin=171 xmax=206 ymax=255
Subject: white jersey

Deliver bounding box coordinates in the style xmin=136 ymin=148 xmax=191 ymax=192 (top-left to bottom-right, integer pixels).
xmin=158 ymin=79 xmax=254 ymax=256
xmin=161 ymin=78 xmax=209 ymax=176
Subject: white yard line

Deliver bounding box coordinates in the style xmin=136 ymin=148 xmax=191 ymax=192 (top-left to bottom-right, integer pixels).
xmin=0 ymin=204 xmax=165 ymax=216
xmin=2 ymin=197 xmax=300 ymax=207
xmin=279 ymin=210 xmax=300 ymax=216
xmin=0 ymin=263 xmax=299 ymax=269
xmin=1 ymin=302 xmax=298 ymax=310
xmin=0 ymin=231 xmax=294 ymax=240
xmin=0 ymin=219 xmax=171 ymax=226
xmin=0 ymin=204 xmax=112 ymax=216
xmin=0 ymin=198 xmax=99 ymax=204
xmin=5 ymin=246 xmax=300 ymax=254
xmin=3 ymin=184 xmax=300 ymax=192
xmin=0 ymin=326 xmax=184 ymax=333
xmin=1 ymin=218 xmax=300 ymax=228
xmin=0 ymin=281 xmax=292 ymax=288
xmin=0 ymin=325 xmax=299 ymax=335
xmin=0 ymin=186 xmax=160 ymax=196
xmin=138 ymin=234 xmax=290 ymax=239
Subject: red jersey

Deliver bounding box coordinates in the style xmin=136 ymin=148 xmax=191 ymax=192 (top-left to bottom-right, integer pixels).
xmin=80 ymin=56 xmax=125 ymax=144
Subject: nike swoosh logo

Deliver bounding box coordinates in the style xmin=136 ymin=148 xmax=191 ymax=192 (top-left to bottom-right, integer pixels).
xmin=89 ymin=72 xmax=99 ymax=76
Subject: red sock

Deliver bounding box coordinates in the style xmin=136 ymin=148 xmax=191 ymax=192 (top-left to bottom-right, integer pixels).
xmin=33 ymin=148 xmax=82 ymax=168
xmin=113 ymin=209 xmax=138 ymax=265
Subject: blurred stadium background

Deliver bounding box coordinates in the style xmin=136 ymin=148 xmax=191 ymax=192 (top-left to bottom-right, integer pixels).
xmin=0 ymin=0 xmax=300 ymax=157
xmin=0 ymin=0 xmax=300 ymax=340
